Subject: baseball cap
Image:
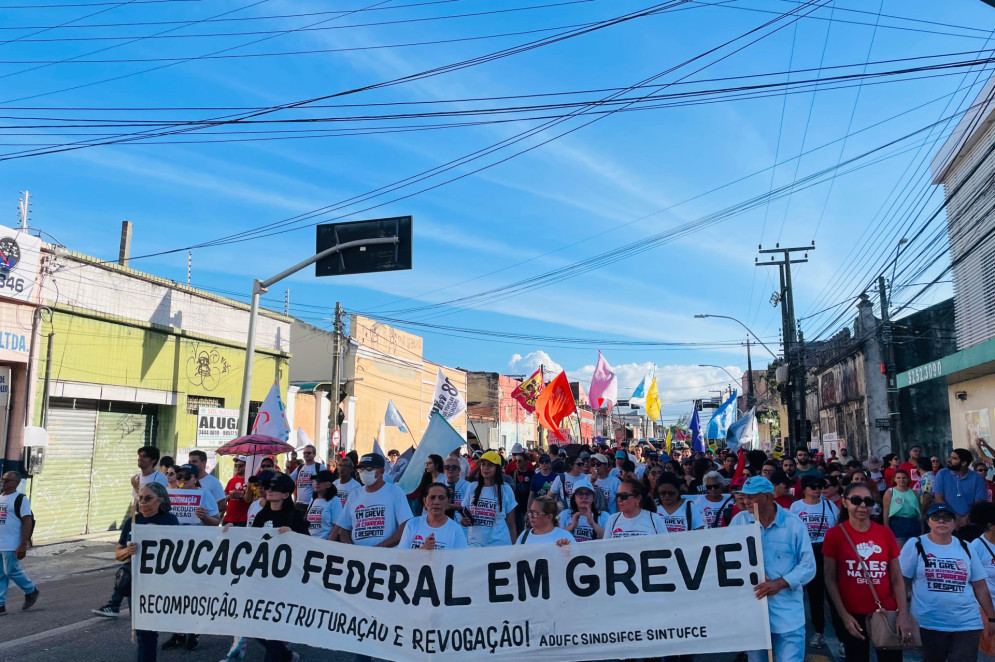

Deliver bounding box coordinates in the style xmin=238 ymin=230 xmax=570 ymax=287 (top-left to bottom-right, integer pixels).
xmin=614 ymin=450 xmax=627 ymax=459
xmin=235 ymin=455 xmax=248 ymax=462
xmin=256 ymin=469 xmax=276 ymax=484
xmin=557 ymin=448 xmax=568 ymax=456
xmin=177 ymin=464 xmax=197 ymax=475
xmin=314 ymin=469 xmax=335 ymax=483
xmin=800 ymin=475 xmax=827 ymax=491
xmin=357 ymin=453 xmax=386 ymax=469
xmin=659 ymin=453 xmax=671 ymax=463
xmin=571 ymin=478 xmax=596 ymax=494
xmin=268 ymin=474 xmax=295 ymax=494
xmin=479 ymin=451 xmax=502 ymax=466
xmin=538 ymin=454 xmax=551 ymax=463
xmin=926 ymin=503 xmax=957 ymax=518
xmin=740 ymin=476 xmax=775 ymax=495
xmin=592 ymin=453 xmax=609 ymax=464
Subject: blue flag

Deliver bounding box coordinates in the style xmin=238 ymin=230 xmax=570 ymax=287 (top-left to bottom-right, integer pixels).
xmin=398 ymin=412 xmax=465 ymax=494
xmin=706 ymin=391 xmax=738 ymax=440
xmin=689 ymin=405 xmax=705 ymax=453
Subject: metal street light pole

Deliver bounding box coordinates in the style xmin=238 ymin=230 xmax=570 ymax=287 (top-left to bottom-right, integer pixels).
xmin=693 ymin=314 xmax=779 ymax=359
xmin=237 ymin=236 xmax=399 ymax=436
xmin=698 ymin=363 xmax=740 ymax=384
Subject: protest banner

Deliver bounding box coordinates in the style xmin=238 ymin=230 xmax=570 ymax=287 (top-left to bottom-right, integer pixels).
xmin=132 ymin=524 xmax=770 ymax=661
xmin=167 ymin=489 xmax=207 ymax=526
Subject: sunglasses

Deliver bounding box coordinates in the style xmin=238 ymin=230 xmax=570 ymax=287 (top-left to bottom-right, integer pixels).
xmin=705 ymin=484 xmax=723 ymax=490
xmin=658 ymin=490 xmax=679 ymax=497
xmin=930 ymin=513 xmax=955 ymax=522
xmin=444 ymin=465 xmax=460 ymax=471
xmin=616 ymin=493 xmax=637 ymax=501
xmin=165 ymin=471 xmax=176 ymax=477
xmin=848 ymin=496 xmax=875 ymax=508
xmin=138 ymin=495 xmax=158 ymax=503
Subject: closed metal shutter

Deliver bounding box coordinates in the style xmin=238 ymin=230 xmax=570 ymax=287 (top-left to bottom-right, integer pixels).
xmin=30 ymin=402 xmax=98 ymax=543
xmin=87 ymin=406 xmax=156 ymax=534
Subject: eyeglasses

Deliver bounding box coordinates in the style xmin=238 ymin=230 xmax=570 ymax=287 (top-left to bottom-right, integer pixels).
xmin=705 ymin=484 xmax=722 ymax=490
xmin=265 ymin=487 xmax=287 ymax=493
xmin=539 ymin=459 xmax=551 ymax=464
xmin=574 ymin=491 xmax=594 ymax=498
xmin=930 ymin=514 xmax=955 ymax=522
xmin=176 ymin=474 xmax=191 ymax=481
xmin=847 ymin=496 xmax=875 ymax=507
xmin=137 ymin=495 xmax=158 ymax=503
xmin=527 ymin=510 xmax=549 ymax=517
xmin=616 ymin=493 xmax=637 ymax=501
xmin=657 ymin=490 xmax=679 ymax=497
xmin=303 ymin=452 xmax=315 ymax=456
xmin=165 ymin=472 xmax=176 ymax=477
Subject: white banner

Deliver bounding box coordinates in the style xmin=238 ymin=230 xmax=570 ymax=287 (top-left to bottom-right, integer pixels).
xmin=132 ymin=525 xmax=770 ymax=661
xmin=167 ymin=489 xmax=207 ymax=525
xmin=429 ymin=368 xmax=466 ymax=422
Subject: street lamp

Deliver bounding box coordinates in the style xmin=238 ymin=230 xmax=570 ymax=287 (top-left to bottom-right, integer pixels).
xmin=698 ymin=364 xmax=740 ymax=385
xmin=693 ymin=314 xmax=779 ymax=359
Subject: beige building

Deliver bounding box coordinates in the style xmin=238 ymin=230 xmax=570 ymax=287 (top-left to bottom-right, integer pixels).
xmin=290 ymin=315 xmax=467 ymax=458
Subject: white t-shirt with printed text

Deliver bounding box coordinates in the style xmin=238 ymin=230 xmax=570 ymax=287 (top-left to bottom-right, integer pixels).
xmin=291 ymin=462 xmax=324 ymax=505
xmin=657 ymin=498 xmax=706 ymax=533
xmin=0 ymin=492 xmax=31 ymax=551
xmin=516 ymin=526 xmax=575 ymax=545
xmin=399 ymin=516 xmax=468 ymax=550
xmin=460 ymin=482 xmax=517 ymax=547
xmin=789 ymin=499 xmax=838 ymax=544
xmin=336 ymin=482 xmax=413 ymax=547
xmin=605 ymin=510 xmax=668 ymax=538
xmin=558 ymin=509 xmax=609 ymax=542
xmin=334 ymin=478 xmax=362 ymax=508
xmin=593 ymin=475 xmax=620 ymax=514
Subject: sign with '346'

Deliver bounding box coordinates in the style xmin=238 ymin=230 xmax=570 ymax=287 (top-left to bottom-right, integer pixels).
xmin=0 ymin=226 xmax=42 ymax=305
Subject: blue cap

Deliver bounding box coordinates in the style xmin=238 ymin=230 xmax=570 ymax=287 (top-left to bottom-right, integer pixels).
xmin=740 ymin=476 xmax=774 ymax=495
xmin=614 ymin=450 xmax=627 ymax=459
xmin=659 ymin=453 xmax=671 ymax=464
xmin=926 ymin=503 xmax=956 ymax=518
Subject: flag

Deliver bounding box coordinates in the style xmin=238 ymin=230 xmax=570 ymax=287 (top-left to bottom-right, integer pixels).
xmin=646 ymin=378 xmax=661 ymax=421
xmin=373 ymin=439 xmax=386 ymax=458
xmin=511 ymin=369 xmax=544 ymax=413
xmin=726 ymin=407 xmax=758 ymax=454
xmin=629 ymin=369 xmax=654 ymax=408
xmin=429 ymin=368 xmax=466 ymax=422
xmin=688 ymin=405 xmax=705 ymax=453
xmin=706 ymin=391 xmax=738 ymax=440
xmin=674 ymin=428 xmax=689 ymax=442
xmin=398 ymin=413 xmax=465 ymax=494
xmin=388 ymin=445 xmax=414 ymax=483
xmin=251 ymin=381 xmax=290 ymax=442
xmin=664 ymin=426 xmax=672 ymax=454
xmin=535 ymin=370 xmax=577 ymax=442
xmin=295 ymin=427 xmax=312 ymax=451
xmin=588 ymin=351 xmax=618 ymax=411
xmin=384 ymin=399 xmax=409 ymax=434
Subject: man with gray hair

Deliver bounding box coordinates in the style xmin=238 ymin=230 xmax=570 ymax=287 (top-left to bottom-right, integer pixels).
xmin=0 ymin=471 xmax=39 ymax=615
xmin=290 ymin=444 xmax=325 ymax=505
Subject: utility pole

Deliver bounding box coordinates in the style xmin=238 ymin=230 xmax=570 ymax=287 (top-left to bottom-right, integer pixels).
xmin=330 ymin=302 xmax=344 ymax=452
xmin=285 ymin=289 xmax=290 ymax=316
xmin=186 ymin=251 xmax=191 ymax=285
xmin=17 ymin=190 xmax=29 ymax=229
xmin=756 ymin=242 xmax=815 ymax=454
xmin=878 ymin=275 xmax=902 ymax=457
xmin=746 ymin=337 xmax=756 ymax=410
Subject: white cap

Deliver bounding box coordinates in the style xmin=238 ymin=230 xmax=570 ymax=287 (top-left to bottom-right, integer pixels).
xmin=511 ymin=443 xmax=525 ymax=454
xmin=235 ymin=455 xmax=249 ymax=462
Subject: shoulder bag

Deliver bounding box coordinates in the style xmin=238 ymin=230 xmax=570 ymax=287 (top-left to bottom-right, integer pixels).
xmin=840 ymin=524 xmax=921 ymax=650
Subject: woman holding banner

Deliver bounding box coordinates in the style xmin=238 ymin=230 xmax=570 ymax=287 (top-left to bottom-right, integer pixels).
xmin=460 ymin=451 xmax=517 ymax=547
xmin=824 ymin=483 xmax=912 ymax=662
xmin=559 ymin=479 xmax=607 ymax=542
xmin=605 ymin=479 xmax=667 ymax=538
xmin=518 ymin=496 xmax=574 ymax=545
xmin=400 ymin=483 xmax=468 ymax=550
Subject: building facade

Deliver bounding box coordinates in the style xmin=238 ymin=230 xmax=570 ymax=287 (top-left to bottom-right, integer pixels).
xmin=466 ymin=372 xmax=538 ymax=450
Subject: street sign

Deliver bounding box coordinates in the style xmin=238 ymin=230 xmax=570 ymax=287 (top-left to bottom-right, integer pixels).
xmin=875 ymin=418 xmax=890 ymax=429
xmin=315 ymin=216 xmax=412 ymax=277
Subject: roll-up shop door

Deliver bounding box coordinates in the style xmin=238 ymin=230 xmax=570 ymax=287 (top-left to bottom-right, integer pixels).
xmin=29 ymin=401 xmax=98 ymax=543
xmin=86 ymin=403 xmax=158 ymax=533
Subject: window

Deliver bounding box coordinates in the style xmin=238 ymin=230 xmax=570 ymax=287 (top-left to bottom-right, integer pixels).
xmin=186 ymin=395 xmax=224 ymax=415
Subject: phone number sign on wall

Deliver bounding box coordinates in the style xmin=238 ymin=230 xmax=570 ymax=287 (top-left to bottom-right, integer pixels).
xmin=197 ymin=407 xmax=240 ymax=446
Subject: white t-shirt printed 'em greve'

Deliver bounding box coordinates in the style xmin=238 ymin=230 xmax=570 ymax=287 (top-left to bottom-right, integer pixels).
xmin=336 ymin=482 xmax=413 ymax=547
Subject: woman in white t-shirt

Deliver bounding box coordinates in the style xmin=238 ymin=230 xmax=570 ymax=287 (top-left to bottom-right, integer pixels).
xmin=459 ymin=451 xmax=517 ymax=547
xmin=605 ymin=478 xmax=667 ymax=539
xmin=900 ymin=503 xmax=995 ymax=660
xmin=307 ymin=470 xmax=343 ymax=540
xmin=654 ymin=472 xmax=705 ymax=533
xmin=517 ymin=496 xmax=573 ymax=546
xmin=400 ymin=483 xmax=468 ymax=550
xmin=559 ymin=479 xmax=608 ymax=542
xmin=333 ymin=455 xmax=362 ymax=509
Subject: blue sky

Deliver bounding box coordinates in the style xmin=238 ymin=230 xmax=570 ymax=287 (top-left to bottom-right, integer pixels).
xmin=2 ymin=0 xmax=990 ymax=422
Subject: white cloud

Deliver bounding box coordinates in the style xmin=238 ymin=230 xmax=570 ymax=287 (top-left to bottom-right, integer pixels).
xmin=508 ymin=350 xmax=563 ymax=376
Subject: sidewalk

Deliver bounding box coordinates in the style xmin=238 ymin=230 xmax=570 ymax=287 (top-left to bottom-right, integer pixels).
xmin=22 ymin=533 xmax=120 ymax=584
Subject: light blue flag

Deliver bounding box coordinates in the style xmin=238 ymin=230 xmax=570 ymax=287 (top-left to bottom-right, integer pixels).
xmin=706 ymin=391 xmax=738 ymax=440
xmin=726 ymin=407 xmax=758 ymax=454
xmin=373 ymin=439 xmax=386 ymax=458
xmin=397 ymin=413 xmax=464 ymax=494
xmin=384 ymin=399 xmax=409 ymax=434
xmin=629 ymin=370 xmax=653 ymax=408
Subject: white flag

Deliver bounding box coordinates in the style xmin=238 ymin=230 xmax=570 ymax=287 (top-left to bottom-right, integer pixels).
xmin=251 ymin=381 xmax=290 ymax=441
xmin=384 ymin=399 xmax=409 ymax=434
xmin=726 ymin=407 xmax=758 ymax=454
xmin=295 ymin=428 xmax=312 ymax=451
xmin=429 ymin=368 xmax=466 ymax=422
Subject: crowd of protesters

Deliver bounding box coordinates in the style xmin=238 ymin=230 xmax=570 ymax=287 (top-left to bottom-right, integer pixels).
xmin=9 ymin=437 xmax=995 ymax=662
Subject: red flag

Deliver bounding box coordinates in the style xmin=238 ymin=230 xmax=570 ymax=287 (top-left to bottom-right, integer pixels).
xmin=535 ymin=370 xmax=577 ymax=442
xmin=511 ymin=369 xmax=544 ymax=414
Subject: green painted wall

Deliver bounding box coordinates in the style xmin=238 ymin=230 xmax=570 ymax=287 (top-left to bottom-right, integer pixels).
xmin=37 ymin=309 xmax=289 ymax=456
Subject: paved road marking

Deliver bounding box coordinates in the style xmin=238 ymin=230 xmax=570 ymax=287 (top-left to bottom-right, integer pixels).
xmin=0 ymin=610 xmax=129 ymax=653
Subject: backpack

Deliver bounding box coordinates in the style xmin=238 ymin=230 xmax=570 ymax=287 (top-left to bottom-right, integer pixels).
xmin=13 ymin=493 xmax=35 ymax=542
xmin=914 ymin=536 xmax=970 ymax=567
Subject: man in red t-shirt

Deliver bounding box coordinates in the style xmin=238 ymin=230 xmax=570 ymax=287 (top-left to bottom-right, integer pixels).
xmin=898 ymin=445 xmax=924 ymax=491
xmin=223 ymin=456 xmax=250 ymax=526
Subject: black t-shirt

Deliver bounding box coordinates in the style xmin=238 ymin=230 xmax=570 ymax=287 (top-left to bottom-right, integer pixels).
xmin=251 ymin=502 xmax=310 ymax=535
xmin=118 ymin=511 xmax=180 ymax=545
